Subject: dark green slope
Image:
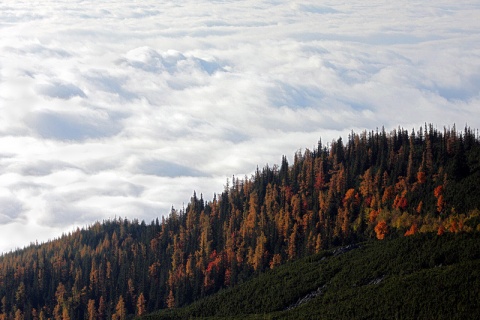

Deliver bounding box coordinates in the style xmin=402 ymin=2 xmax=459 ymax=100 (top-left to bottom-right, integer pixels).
xmin=142 ymin=233 xmax=480 ymax=320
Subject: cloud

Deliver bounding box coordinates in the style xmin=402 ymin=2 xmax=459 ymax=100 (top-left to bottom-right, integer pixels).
xmin=0 ymin=197 xmax=24 ymax=224
xmin=37 ymin=81 xmax=86 ymax=99
xmin=122 ymin=47 xmax=224 ymax=75
xmin=5 ymin=44 xmax=71 ymax=59
xmin=293 ymin=3 xmax=340 ymax=14
xmin=135 ymin=158 xmax=206 ymax=177
xmin=1 ymin=0 xmax=480 ymax=252
xmin=25 ymin=109 xmax=122 ymax=141
xmin=16 ymin=160 xmax=80 ymax=176
xmin=84 ymin=71 xmax=138 ymax=101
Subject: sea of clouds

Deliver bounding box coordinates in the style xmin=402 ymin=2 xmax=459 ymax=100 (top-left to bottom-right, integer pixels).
xmin=1 ymin=0 xmax=479 ymax=253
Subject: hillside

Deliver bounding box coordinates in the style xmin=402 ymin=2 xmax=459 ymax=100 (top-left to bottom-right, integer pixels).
xmin=143 ymin=232 xmax=480 ymax=319
xmin=1 ymin=124 xmax=480 ymax=319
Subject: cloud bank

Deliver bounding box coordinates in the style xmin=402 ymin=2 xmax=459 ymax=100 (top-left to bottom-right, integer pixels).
xmin=1 ymin=0 xmax=479 ymax=253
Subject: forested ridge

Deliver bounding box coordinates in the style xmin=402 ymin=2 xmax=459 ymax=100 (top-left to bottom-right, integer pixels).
xmin=1 ymin=124 xmax=480 ymax=319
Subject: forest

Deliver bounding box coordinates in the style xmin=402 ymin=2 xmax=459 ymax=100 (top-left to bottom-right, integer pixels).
xmin=147 ymin=232 xmax=480 ymax=319
xmin=1 ymin=124 xmax=480 ymax=319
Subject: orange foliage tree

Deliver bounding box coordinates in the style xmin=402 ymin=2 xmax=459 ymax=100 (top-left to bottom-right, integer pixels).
xmin=368 ymin=209 xmax=379 ymax=223
xmin=404 ymin=224 xmax=418 ymax=236
xmin=374 ymin=220 xmax=388 ymax=240
xmin=136 ymin=293 xmax=146 ymax=317
xmin=417 ymin=171 xmax=426 ymax=184
xmin=434 ymin=185 xmax=445 ymax=213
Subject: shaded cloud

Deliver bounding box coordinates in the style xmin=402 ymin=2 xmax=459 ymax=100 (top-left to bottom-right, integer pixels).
xmin=37 ymin=81 xmax=86 ymax=99
xmin=136 ymin=159 xmax=206 ymax=178
xmin=4 ymin=44 xmax=71 ymax=59
xmin=25 ymin=110 xmax=122 ymax=141
xmin=269 ymin=82 xmax=324 ymax=108
xmin=122 ymin=47 xmax=224 ymax=75
xmin=293 ymin=3 xmax=340 ymax=14
xmin=15 ymin=160 xmax=80 ymax=176
xmin=0 ymin=197 xmax=24 ymax=224
xmin=85 ymin=71 xmax=138 ymax=101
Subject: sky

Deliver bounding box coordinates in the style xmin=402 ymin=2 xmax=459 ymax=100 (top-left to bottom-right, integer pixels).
xmin=0 ymin=0 xmax=479 ymax=253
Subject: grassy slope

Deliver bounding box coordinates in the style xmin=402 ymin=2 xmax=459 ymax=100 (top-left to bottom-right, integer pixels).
xmin=142 ymin=233 xmax=480 ymax=320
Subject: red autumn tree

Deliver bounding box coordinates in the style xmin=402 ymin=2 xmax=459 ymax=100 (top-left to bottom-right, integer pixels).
xmin=434 ymin=185 xmax=443 ymax=198
xmin=437 ymin=195 xmax=445 ymax=213
xmin=437 ymin=225 xmax=445 ymax=236
xmin=434 ymin=185 xmax=445 ymax=213
xmin=417 ymin=171 xmax=426 ymax=184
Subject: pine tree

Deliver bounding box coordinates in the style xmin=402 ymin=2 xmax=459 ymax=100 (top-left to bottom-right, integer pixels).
xmin=14 ymin=309 xmax=23 ymax=320
xmin=112 ymin=296 xmax=126 ymax=320
xmin=87 ymin=300 xmax=96 ymax=320
xmin=136 ymin=293 xmax=146 ymax=317
xmin=61 ymin=307 xmax=70 ymax=320
xmin=98 ymin=296 xmax=106 ymax=320
xmin=166 ymin=290 xmax=175 ymax=309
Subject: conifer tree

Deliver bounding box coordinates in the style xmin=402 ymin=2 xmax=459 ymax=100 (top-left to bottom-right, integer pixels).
xmin=87 ymin=300 xmax=96 ymax=320
xmin=136 ymin=293 xmax=146 ymax=317
xmin=112 ymin=296 xmax=126 ymax=320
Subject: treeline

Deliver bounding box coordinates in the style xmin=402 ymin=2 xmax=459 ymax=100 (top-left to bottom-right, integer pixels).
xmin=1 ymin=124 xmax=480 ymax=319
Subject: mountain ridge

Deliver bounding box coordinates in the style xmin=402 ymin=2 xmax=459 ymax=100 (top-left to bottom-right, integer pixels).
xmin=1 ymin=124 xmax=479 ymax=319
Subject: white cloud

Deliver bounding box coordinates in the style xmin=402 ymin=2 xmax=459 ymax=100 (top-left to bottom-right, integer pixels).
xmin=1 ymin=0 xmax=480 ymax=253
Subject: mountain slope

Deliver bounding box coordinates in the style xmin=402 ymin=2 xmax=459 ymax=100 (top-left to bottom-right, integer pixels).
xmin=143 ymin=232 xmax=480 ymax=319
xmin=1 ymin=124 xmax=480 ymax=319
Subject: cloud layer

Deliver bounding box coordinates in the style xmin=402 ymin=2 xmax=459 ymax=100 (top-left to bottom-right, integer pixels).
xmin=1 ymin=0 xmax=480 ymax=253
